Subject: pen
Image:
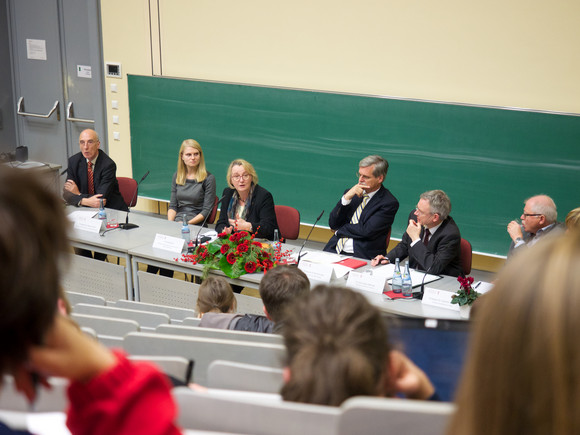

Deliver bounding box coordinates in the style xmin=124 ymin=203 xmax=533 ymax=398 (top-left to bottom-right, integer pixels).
xmin=474 ymin=281 xmax=481 ymax=289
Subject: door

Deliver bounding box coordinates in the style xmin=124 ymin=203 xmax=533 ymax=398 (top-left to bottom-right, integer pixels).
xmin=8 ymin=0 xmax=106 ymax=170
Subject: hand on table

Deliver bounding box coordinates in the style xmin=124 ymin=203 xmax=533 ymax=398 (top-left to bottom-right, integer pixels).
xmin=371 ymin=255 xmax=389 ymax=267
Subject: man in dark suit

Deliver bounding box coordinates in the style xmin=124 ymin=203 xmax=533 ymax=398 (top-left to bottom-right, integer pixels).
xmin=324 ymin=155 xmax=399 ymax=259
xmin=371 ymin=190 xmax=462 ymax=276
xmin=63 ymin=129 xmax=127 ymax=211
xmin=63 ymin=129 xmax=127 ymax=260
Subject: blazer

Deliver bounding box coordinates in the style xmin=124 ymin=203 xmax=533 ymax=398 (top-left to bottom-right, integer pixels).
xmin=324 ymin=185 xmax=399 ymax=260
xmin=63 ymin=150 xmax=128 ymax=211
xmin=387 ymin=212 xmax=462 ymax=277
xmin=215 ymin=184 xmax=278 ymax=240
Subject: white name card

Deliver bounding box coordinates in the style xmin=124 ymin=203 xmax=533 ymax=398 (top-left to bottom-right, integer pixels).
xmin=153 ymin=233 xmax=185 ymax=254
xmin=346 ymin=271 xmax=387 ymax=295
xmin=298 ymin=261 xmax=336 ymax=283
xmin=421 ymin=287 xmax=460 ymax=312
xmin=74 ymin=217 xmax=103 ymax=234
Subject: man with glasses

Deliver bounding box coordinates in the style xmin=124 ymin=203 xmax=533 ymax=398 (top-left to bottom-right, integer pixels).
xmin=371 ymin=190 xmax=462 ymax=276
xmin=324 ymin=155 xmax=399 ymax=259
xmin=507 ymin=194 xmax=562 ymax=257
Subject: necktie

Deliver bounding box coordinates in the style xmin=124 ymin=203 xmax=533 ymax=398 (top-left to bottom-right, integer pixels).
xmin=423 ymin=228 xmax=430 ymax=246
xmin=87 ymin=161 xmax=95 ymax=195
xmin=336 ymin=194 xmax=369 ymax=254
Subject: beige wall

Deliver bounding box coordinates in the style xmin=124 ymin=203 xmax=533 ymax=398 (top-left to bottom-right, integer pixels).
xmin=100 ymin=0 xmax=579 ymax=263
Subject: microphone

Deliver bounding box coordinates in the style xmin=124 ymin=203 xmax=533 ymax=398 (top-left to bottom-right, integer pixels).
xmin=119 ymin=170 xmax=150 ymax=230
xmin=193 ymin=194 xmax=226 ymax=247
xmin=296 ymin=210 xmax=324 ymax=266
xmin=414 ymin=265 xmax=433 ymax=300
xmin=60 ymin=167 xmax=68 ymax=176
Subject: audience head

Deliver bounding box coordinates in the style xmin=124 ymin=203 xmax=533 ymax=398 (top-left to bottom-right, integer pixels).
xmin=196 ymin=276 xmax=237 ymax=316
xmin=419 ymin=189 xmax=451 ymax=222
xmin=78 ymin=129 xmax=100 ymax=161
xmin=176 ymin=139 xmax=208 ymax=184
xmin=565 ymin=207 xmax=580 ymax=232
xmin=226 ymin=159 xmax=258 ymax=190
xmin=449 ymin=232 xmax=580 ymax=435
xmin=281 ymin=285 xmax=391 ymax=406
xmin=521 ymin=194 xmax=557 ymax=234
xmin=0 ymin=168 xmax=69 ymax=376
xmin=259 ymin=265 xmax=310 ymax=323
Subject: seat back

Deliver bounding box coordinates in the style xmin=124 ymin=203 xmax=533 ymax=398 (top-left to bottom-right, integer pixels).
xmin=155 ymin=324 xmax=283 ymax=345
xmin=338 ymin=396 xmax=455 ymax=435
xmin=116 ymin=299 xmax=197 ymax=323
xmin=207 ymin=195 xmax=219 ymax=224
xmin=71 ymin=312 xmax=139 ymax=338
xmin=123 ymin=332 xmax=286 ymax=385
xmin=235 ymin=292 xmax=265 ymax=315
xmin=274 ymin=205 xmax=300 ymax=240
xmin=173 ymin=387 xmax=340 ymax=435
xmin=0 ymin=376 xmax=68 ymax=413
xmin=73 ymin=303 xmax=170 ymax=329
xmin=66 ymin=291 xmax=106 ymax=306
xmin=207 ymin=360 xmax=284 ymax=393
xmin=460 ymin=238 xmax=472 ymax=275
xmin=117 ymin=176 xmax=138 ymax=207
xmin=137 ymin=270 xmax=199 ymax=309
xmin=129 ymin=355 xmax=193 ymax=384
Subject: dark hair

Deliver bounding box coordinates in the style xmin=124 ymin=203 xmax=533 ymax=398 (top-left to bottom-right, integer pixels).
xmin=196 ymin=276 xmax=237 ymax=315
xmin=281 ymin=285 xmax=390 ymax=406
xmin=259 ymin=265 xmax=310 ymax=323
xmin=0 ymin=168 xmax=70 ymax=375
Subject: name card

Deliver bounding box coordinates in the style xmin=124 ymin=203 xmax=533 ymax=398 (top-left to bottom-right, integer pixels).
xmin=298 ymin=261 xmax=336 ymax=283
xmin=153 ymin=233 xmax=185 ymax=254
xmin=346 ymin=271 xmax=387 ymax=295
xmin=74 ymin=217 xmax=103 ymax=234
xmin=421 ymin=287 xmax=460 ymax=312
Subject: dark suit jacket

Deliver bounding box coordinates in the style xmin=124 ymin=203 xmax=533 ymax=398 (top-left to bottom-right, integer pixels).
xmin=387 ymin=212 xmax=462 ymax=277
xmin=63 ymin=150 xmax=128 ymax=211
xmin=324 ymin=185 xmax=399 ymax=260
xmin=215 ymin=184 xmax=278 ymax=240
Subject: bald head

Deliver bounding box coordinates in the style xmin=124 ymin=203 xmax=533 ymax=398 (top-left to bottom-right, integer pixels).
xmin=79 ymin=129 xmax=100 ymax=161
xmin=526 ymin=195 xmax=557 ymax=224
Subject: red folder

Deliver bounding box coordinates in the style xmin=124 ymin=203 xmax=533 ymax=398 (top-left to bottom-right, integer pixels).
xmin=335 ymin=258 xmax=367 ymax=269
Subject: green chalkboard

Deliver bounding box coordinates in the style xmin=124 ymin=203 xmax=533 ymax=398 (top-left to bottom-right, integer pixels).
xmin=128 ymin=75 xmax=580 ymax=256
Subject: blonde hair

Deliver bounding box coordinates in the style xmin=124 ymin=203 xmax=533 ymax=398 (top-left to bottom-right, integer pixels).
xmin=565 ymin=207 xmax=580 ymax=231
xmin=176 ymin=139 xmax=208 ymax=185
xmin=448 ymin=232 xmax=580 ymax=435
xmin=225 ymin=159 xmax=258 ymax=189
xmin=196 ymin=276 xmax=237 ymax=315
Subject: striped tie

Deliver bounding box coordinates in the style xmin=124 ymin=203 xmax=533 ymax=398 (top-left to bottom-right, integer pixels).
xmin=87 ymin=161 xmax=95 ymax=195
xmin=336 ymin=194 xmax=370 ymax=254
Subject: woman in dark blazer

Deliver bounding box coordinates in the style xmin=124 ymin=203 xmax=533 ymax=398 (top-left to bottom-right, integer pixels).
xmin=215 ymin=159 xmax=278 ymax=240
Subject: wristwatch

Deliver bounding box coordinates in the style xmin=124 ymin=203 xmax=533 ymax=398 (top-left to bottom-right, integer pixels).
xmin=514 ymin=237 xmax=524 ymax=244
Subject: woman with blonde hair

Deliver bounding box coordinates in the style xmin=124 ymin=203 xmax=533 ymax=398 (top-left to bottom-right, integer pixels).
xmin=448 ymin=232 xmax=580 ymax=435
xmin=196 ymin=276 xmax=237 ymax=316
xmin=168 ymin=139 xmax=216 ymax=225
xmin=215 ymin=159 xmax=278 ymax=240
xmin=565 ymin=206 xmax=580 ymax=232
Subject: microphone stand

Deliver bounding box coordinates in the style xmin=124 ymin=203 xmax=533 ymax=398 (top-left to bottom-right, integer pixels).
xmin=414 ymin=265 xmax=433 ymax=300
xmin=193 ymin=194 xmax=225 ymax=248
xmin=119 ymin=170 xmax=150 ymax=230
xmin=296 ymin=210 xmax=324 ymax=266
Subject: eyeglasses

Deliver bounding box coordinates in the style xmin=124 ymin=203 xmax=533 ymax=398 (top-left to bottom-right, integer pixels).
xmin=231 ymin=174 xmax=252 ymax=182
xmin=415 ymin=207 xmax=433 ymax=216
xmin=522 ymin=213 xmax=543 ymax=218
xmin=356 ymin=172 xmax=373 ymax=181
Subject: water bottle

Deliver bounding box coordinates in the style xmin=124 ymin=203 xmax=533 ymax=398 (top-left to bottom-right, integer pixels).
xmin=272 ymin=229 xmax=281 ymax=251
xmin=181 ymin=216 xmax=190 ymax=247
xmin=98 ymin=198 xmax=107 ymax=220
xmin=392 ymin=258 xmax=402 ymax=293
xmin=402 ymin=261 xmax=413 ymax=298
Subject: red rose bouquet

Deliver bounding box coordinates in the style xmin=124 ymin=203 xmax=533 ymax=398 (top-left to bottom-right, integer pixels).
xmin=181 ymin=229 xmax=283 ymax=279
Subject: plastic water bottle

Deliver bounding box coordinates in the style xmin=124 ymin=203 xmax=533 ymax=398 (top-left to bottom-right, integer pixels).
xmin=272 ymin=229 xmax=281 ymax=251
xmin=181 ymin=216 xmax=190 ymax=246
xmin=98 ymin=198 xmax=107 ymax=220
xmin=392 ymin=258 xmax=402 ymax=293
xmin=402 ymin=261 xmax=413 ymax=298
